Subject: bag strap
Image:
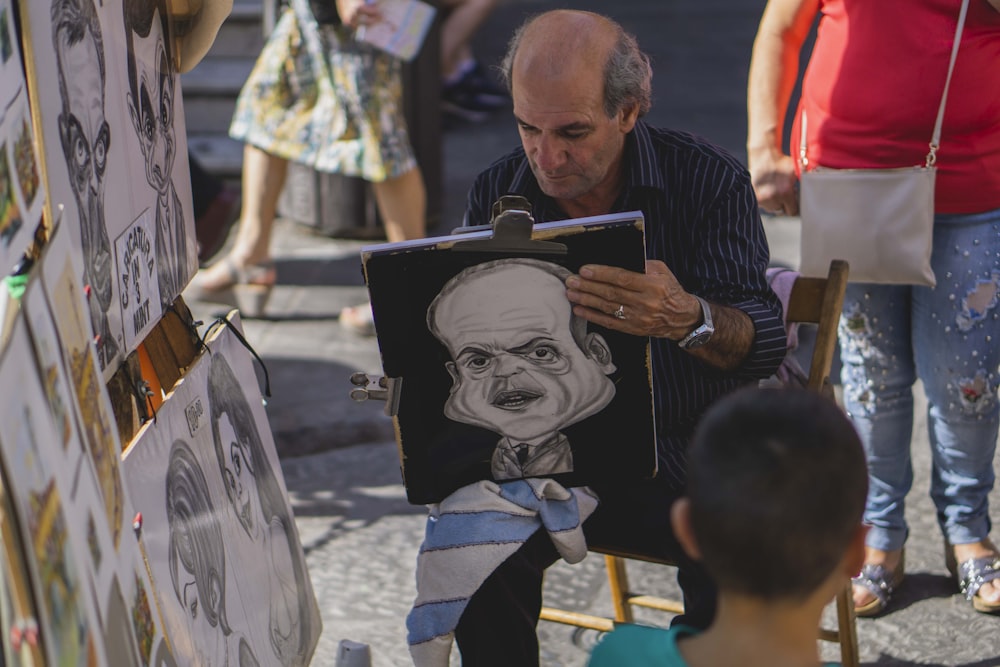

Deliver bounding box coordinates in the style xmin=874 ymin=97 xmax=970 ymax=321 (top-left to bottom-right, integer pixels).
xmin=800 ymin=0 xmax=970 ymax=170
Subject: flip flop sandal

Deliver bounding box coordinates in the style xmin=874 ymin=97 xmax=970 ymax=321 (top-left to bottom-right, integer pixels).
xmin=188 ymin=257 xmax=275 ymax=318
xmin=955 ymin=555 xmax=1000 ymax=614
xmin=852 ymin=553 xmax=905 ymax=617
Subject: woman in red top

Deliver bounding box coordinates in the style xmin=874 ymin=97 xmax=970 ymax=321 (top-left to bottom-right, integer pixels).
xmin=748 ymin=0 xmax=1000 ymax=616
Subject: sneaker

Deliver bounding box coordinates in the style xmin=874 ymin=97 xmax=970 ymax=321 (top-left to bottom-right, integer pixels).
xmin=340 ymin=302 xmax=376 ymax=336
xmin=464 ymin=61 xmax=510 ymax=105
xmin=442 ymin=66 xmax=509 ymax=123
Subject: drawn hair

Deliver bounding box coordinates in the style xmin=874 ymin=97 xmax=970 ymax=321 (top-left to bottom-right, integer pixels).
xmin=51 ymin=0 xmax=106 ymax=104
xmin=165 ymin=439 xmax=230 ymax=635
xmin=123 ymin=0 xmax=172 ymax=105
xmin=207 ymin=353 xmax=312 ymax=660
xmin=426 ymin=258 xmax=589 ymax=349
xmin=499 ymin=11 xmax=652 ymax=118
xmin=686 ymin=387 xmax=868 ymax=601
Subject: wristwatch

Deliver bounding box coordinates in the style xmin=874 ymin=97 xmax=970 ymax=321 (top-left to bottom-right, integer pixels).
xmin=677 ymin=296 xmax=715 ymax=350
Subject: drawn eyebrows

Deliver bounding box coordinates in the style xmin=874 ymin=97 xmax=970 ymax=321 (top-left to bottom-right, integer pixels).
xmin=457 ymin=336 xmax=560 ymax=359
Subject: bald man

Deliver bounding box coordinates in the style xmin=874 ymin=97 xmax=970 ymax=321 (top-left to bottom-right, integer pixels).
xmin=456 ymin=10 xmax=787 ymax=665
xmin=427 ymin=258 xmax=617 ymax=480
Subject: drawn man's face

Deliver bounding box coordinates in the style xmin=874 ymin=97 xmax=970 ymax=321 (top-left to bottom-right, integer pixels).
xmin=57 ymin=28 xmax=109 ymax=216
xmin=127 ymin=7 xmax=175 ymax=196
xmin=217 ymin=411 xmax=260 ymax=540
xmin=432 ymin=264 xmax=616 ymax=442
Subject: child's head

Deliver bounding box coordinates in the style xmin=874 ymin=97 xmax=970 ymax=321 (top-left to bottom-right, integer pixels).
xmin=677 ymin=387 xmax=868 ymax=601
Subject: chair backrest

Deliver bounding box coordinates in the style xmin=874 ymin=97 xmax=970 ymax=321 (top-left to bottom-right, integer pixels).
xmin=785 ymin=259 xmax=849 ymax=394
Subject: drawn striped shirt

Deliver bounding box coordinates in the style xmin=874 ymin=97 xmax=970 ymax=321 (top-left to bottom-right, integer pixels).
xmin=463 ymin=120 xmax=788 ymax=486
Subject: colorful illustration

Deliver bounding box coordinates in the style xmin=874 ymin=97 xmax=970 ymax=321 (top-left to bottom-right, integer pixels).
xmin=0 ymin=146 xmax=23 ymax=247
xmin=48 ymin=255 xmax=123 ymax=550
xmin=13 ymin=117 xmax=40 ymax=208
xmin=131 ymin=572 xmax=155 ymax=665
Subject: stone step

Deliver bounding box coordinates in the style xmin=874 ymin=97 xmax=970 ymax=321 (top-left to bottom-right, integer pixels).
xmin=183 ymin=94 xmax=239 ymax=134
xmin=182 ymin=56 xmax=255 ymax=96
xmin=187 ymin=133 xmax=244 ymax=178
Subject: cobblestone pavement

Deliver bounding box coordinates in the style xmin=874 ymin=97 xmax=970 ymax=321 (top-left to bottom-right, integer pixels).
xmin=185 ymin=0 xmax=1000 ymax=663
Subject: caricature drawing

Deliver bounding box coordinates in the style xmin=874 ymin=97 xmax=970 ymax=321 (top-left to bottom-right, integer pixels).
xmin=426 ymin=258 xmax=617 ymax=481
xmin=208 ymin=353 xmax=313 ymax=667
xmin=52 ymin=0 xmax=120 ymax=371
xmin=124 ymin=0 xmax=190 ymax=311
xmin=166 ymin=438 xmax=258 ymax=667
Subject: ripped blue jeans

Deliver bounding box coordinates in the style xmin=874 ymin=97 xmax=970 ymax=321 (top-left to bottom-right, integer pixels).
xmin=839 ymin=207 xmax=1000 ymax=552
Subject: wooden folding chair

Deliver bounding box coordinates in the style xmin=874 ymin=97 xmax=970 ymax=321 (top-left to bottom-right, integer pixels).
xmin=540 ymin=259 xmax=856 ymax=666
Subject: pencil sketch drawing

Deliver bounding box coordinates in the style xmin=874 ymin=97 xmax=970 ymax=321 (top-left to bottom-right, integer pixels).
xmin=123 ymin=0 xmax=190 ymax=310
xmin=427 ymin=258 xmax=617 ymax=480
xmin=52 ymin=0 xmax=119 ymax=370
xmin=166 ymin=438 xmax=259 ymax=667
xmin=208 ymin=353 xmax=315 ymax=666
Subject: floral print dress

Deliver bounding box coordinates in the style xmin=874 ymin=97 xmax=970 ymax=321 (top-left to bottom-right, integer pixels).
xmin=229 ymin=0 xmax=417 ymax=182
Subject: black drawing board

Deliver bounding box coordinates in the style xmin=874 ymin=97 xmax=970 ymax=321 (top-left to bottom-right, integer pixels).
xmin=362 ymin=211 xmax=657 ymax=504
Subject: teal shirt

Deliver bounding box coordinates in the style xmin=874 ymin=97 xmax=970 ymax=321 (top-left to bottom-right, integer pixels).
xmin=588 ymin=624 xmax=840 ymax=667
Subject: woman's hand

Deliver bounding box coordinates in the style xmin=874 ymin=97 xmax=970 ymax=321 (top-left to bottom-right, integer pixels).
xmin=335 ymin=0 xmax=382 ymax=28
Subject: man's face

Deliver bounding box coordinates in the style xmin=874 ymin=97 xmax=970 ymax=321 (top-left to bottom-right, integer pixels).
xmin=128 ymin=8 xmax=175 ymax=196
xmin=433 ymin=266 xmax=616 ymax=442
xmin=511 ymin=58 xmax=635 ymax=205
xmin=58 ymin=29 xmax=108 ymax=215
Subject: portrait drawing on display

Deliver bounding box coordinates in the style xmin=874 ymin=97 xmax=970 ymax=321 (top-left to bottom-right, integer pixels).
xmin=427 ymin=258 xmax=617 ymax=481
xmin=123 ymin=0 xmax=191 ymax=311
xmin=362 ymin=214 xmax=656 ymax=504
xmin=51 ymin=0 xmax=120 ymax=371
xmin=207 ymin=352 xmax=318 ymax=666
xmin=167 ymin=438 xmax=260 ymax=667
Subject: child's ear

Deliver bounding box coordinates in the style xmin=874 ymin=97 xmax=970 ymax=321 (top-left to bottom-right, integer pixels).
xmin=842 ymin=523 xmax=869 ymax=577
xmin=670 ymin=497 xmax=702 ymax=561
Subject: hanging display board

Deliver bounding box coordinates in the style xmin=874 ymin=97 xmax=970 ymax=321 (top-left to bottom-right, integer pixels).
xmin=18 ymin=0 xmax=197 ymax=381
xmin=123 ymin=313 xmax=322 ymax=666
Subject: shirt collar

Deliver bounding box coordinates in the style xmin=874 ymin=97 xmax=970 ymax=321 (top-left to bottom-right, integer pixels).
xmin=506 ymin=120 xmax=666 ymax=217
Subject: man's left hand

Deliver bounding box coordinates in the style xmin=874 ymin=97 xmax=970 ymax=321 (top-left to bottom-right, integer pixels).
xmin=565 ymin=260 xmax=701 ymax=339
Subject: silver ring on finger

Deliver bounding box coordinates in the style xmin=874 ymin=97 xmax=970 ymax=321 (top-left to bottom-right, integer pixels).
xmin=613 ymin=304 xmax=626 ymax=320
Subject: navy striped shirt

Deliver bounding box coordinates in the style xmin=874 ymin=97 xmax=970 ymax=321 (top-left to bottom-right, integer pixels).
xmin=464 ymin=120 xmax=787 ymax=487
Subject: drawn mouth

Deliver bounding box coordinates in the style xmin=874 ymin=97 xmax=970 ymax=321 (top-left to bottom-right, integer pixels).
xmin=492 ymin=390 xmax=542 ymax=410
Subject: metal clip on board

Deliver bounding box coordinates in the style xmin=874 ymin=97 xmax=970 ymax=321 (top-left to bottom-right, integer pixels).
xmin=450 ymin=195 xmax=567 ymax=255
xmin=349 ymin=372 xmax=402 ymax=417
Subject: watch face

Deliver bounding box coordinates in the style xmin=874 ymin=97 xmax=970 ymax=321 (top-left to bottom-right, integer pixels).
xmin=682 ymin=330 xmax=712 ymax=349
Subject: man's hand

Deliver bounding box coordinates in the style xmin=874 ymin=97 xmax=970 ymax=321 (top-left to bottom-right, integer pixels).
xmin=564 ymin=260 xmax=701 ymax=339
xmin=565 ymin=260 xmax=757 ymax=370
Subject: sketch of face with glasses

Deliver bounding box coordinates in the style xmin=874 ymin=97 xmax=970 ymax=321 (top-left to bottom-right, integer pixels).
xmin=53 ymin=0 xmax=118 ymax=369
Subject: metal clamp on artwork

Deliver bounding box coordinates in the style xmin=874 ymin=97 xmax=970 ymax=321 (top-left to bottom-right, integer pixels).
xmin=450 ymin=195 xmax=567 ymax=255
xmin=349 ymin=372 xmax=402 ymax=416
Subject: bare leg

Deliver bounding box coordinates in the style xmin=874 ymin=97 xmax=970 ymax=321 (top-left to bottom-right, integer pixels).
xmin=437 ymin=0 xmax=498 ymax=80
xmin=371 ymin=166 xmax=426 ymax=242
xmin=195 ymin=144 xmax=286 ymax=290
xmin=341 ymin=166 xmax=426 ymax=334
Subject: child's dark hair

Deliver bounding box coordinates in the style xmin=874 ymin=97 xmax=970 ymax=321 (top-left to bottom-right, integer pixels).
xmin=686 ymin=387 xmax=868 ymax=600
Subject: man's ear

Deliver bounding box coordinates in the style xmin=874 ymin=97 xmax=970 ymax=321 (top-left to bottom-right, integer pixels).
xmin=618 ymin=102 xmax=640 ymax=134
xmin=584 ymin=332 xmax=617 ymax=375
xmin=670 ymin=497 xmax=702 ymax=561
xmin=445 ymin=361 xmax=460 ymax=388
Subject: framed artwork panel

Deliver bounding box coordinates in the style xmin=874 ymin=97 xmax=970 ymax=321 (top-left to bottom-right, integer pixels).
xmin=362 ymin=212 xmax=658 ymax=504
